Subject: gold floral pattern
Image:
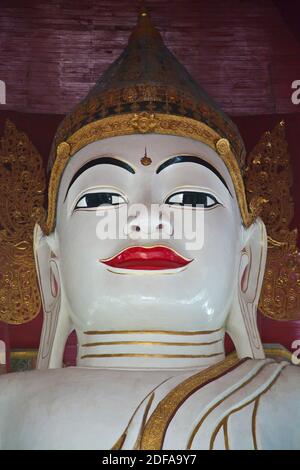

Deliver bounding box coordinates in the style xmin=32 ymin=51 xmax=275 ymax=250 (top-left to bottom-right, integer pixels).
xmin=0 ymin=120 xmax=46 ymax=324
xmin=245 ymin=121 xmax=300 ymax=320
xmin=49 ymin=84 xmax=246 ymax=173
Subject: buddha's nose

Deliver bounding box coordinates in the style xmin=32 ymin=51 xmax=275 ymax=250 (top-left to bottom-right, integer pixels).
xmin=123 ymin=204 xmax=173 ymax=239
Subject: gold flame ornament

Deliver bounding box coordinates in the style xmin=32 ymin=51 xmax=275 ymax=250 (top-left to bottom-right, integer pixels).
xmin=0 ymin=120 xmax=46 ymax=324
xmin=245 ymin=121 xmax=300 ymax=321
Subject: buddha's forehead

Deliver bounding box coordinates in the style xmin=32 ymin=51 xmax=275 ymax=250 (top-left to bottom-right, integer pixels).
xmin=58 ymin=133 xmax=235 ymax=195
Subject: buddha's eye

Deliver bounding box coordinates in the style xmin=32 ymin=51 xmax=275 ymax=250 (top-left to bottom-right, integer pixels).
xmin=75 ymin=192 xmax=126 ymax=209
xmin=165 ymin=191 xmax=220 ymax=208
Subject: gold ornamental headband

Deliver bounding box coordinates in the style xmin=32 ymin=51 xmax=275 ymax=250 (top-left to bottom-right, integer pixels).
xmin=42 ymin=111 xmax=263 ymax=236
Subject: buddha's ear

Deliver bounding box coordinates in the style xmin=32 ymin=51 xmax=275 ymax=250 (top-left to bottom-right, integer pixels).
xmin=226 ymin=217 xmax=267 ymax=359
xmin=33 ymin=223 xmax=72 ymax=369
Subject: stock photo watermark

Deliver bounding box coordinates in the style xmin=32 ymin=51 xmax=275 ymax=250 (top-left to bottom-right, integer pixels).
xmin=291 ymin=80 xmax=300 ymax=105
xmin=291 ymin=340 xmax=300 ymax=365
xmin=95 ymin=203 xmax=205 ymax=251
xmin=0 ymin=80 xmax=6 ymax=105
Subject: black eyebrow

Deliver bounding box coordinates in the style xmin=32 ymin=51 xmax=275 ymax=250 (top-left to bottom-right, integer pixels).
xmin=156 ymin=155 xmax=232 ymax=196
xmin=65 ymin=157 xmax=135 ymax=200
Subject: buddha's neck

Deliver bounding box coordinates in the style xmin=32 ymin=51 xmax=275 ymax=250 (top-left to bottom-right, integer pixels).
xmin=76 ymin=327 xmax=225 ymax=370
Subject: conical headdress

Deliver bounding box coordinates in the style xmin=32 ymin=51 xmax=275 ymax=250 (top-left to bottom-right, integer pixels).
xmin=43 ymin=9 xmax=261 ymax=235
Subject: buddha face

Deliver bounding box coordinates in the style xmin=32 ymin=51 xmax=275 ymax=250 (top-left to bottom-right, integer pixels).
xmin=53 ymin=134 xmax=244 ymax=332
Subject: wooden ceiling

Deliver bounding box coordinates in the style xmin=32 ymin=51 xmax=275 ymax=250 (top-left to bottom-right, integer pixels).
xmin=0 ymin=0 xmax=300 ymax=116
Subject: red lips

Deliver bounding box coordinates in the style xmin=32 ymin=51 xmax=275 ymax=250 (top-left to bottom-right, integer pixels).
xmin=100 ymin=246 xmax=193 ymax=270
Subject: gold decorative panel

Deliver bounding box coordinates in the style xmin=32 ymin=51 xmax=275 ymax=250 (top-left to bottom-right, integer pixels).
xmin=245 ymin=121 xmax=300 ymax=320
xmin=0 ymin=120 xmax=45 ymax=324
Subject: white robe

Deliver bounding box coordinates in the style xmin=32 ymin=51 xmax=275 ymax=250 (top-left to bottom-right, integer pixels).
xmin=0 ymin=350 xmax=299 ymax=450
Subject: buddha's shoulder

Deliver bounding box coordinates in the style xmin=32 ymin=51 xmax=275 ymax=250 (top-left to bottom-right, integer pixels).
xmin=0 ymin=366 xmax=176 ymax=410
xmin=0 ymin=367 xmax=102 ymax=392
xmin=0 ymin=366 xmax=163 ymax=393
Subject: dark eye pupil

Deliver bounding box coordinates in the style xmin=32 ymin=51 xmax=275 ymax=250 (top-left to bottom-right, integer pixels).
xmin=85 ymin=193 xmax=113 ymax=207
xmin=167 ymin=192 xmax=216 ymax=208
xmin=182 ymin=192 xmax=207 ymax=207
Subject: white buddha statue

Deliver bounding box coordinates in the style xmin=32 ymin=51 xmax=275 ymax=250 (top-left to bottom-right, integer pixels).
xmin=0 ymin=10 xmax=299 ymax=450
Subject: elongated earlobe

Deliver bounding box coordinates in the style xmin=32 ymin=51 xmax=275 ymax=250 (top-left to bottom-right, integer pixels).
xmin=226 ymin=218 xmax=267 ymax=359
xmin=34 ymin=223 xmax=73 ymax=369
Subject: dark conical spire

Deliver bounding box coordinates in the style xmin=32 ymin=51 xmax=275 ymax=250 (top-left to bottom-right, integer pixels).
xmin=86 ymin=8 xmax=229 ymax=116
xmin=129 ymin=6 xmax=163 ymax=43
xmin=50 ymin=8 xmax=245 ymax=171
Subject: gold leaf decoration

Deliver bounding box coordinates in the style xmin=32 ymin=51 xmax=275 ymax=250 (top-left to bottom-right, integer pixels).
xmin=245 ymin=121 xmax=300 ymax=320
xmin=0 ymin=120 xmax=46 ymax=324
xmin=131 ymin=112 xmax=158 ymax=133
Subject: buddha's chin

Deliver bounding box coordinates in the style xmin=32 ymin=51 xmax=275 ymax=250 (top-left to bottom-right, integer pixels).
xmin=64 ymin=266 xmax=233 ymax=330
